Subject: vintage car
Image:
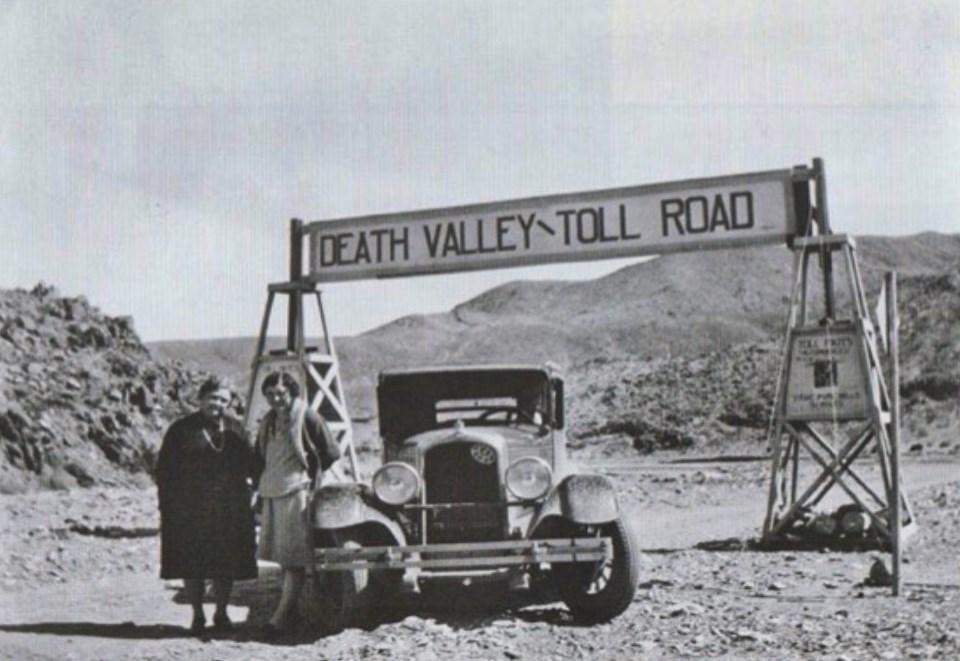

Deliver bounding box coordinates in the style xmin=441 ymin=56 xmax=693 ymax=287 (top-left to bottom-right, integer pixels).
xmin=310 ymin=363 xmax=640 ymax=629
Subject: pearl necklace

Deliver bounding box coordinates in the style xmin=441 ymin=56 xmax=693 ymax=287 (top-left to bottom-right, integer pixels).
xmin=201 ymin=425 xmax=225 ymax=453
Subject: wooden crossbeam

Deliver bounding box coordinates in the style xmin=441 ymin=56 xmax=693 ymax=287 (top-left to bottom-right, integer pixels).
xmin=304 ymin=360 xmax=350 ymax=423
xmin=792 ymin=431 xmax=890 ymax=537
xmin=769 ymin=423 xmax=873 ymax=536
xmin=799 ymin=422 xmax=885 ymax=507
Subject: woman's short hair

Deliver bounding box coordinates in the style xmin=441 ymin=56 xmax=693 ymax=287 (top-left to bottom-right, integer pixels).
xmin=198 ymin=375 xmax=235 ymax=400
xmin=261 ymin=370 xmax=301 ymax=398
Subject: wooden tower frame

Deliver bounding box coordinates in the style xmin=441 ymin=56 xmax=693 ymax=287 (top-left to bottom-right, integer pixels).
xmin=761 ymin=230 xmax=913 ymax=547
xmin=243 ymin=219 xmax=359 ymax=482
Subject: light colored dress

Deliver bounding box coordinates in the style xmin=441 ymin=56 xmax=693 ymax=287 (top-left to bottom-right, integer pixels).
xmin=257 ymin=404 xmax=312 ymax=567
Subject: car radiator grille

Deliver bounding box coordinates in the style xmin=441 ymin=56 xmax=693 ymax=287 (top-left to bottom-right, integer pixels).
xmin=423 ymin=443 xmax=503 ymax=543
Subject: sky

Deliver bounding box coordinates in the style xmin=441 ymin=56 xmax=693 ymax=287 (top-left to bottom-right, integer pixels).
xmin=1 ymin=0 xmax=957 ymax=341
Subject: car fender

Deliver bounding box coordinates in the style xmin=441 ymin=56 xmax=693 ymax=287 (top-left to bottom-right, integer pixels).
xmin=528 ymin=474 xmax=620 ymax=534
xmin=311 ymin=483 xmax=406 ymax=546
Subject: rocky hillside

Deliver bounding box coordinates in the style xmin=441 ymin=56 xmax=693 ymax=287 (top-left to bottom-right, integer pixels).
xmin=16 ymin=233 xmax=953 ymax=492
xmin=333 ymin=233 xmax=960 ymax=417
xmin=566 ymin=268 xmax=960 ymax=456
xmin=153 ymin=233 xmax=959 ymax=457
xmin=534 ymin=269 xmax=960 ymax=457
xmin=0 ymin=284 xmax=210 ymax=493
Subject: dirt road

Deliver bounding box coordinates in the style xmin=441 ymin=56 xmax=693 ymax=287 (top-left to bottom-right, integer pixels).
xmin=1 ymin=457 xmax=958 ymax=660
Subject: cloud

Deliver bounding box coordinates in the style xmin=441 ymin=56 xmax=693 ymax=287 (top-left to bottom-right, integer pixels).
xmin=2 ymin=1 xmax=957 ymax=340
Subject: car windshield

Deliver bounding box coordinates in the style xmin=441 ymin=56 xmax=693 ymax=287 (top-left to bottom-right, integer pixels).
xmin=435 ymin=397 xmax=519 ymax=423
xmin=378 ymin=368 xmax=553 ymax=442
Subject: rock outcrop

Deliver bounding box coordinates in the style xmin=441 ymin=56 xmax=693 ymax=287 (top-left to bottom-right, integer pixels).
xmin=0 ymin=283 xmax=210 ymax=493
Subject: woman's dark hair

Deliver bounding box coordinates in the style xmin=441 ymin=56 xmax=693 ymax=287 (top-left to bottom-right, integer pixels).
xmin=198 ymin=375 xmax=235 ymax=399
xmin=261 ymin=371 xmax=301 ymax=398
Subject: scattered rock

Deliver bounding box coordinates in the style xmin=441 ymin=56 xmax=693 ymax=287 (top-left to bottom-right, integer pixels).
xmin=865 ymin=558 xmax=893 ymax=587
xmin=667 ymin=602 xmax=706 ymax=617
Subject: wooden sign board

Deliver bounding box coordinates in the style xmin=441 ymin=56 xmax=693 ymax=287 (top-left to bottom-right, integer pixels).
xmin=305 ymin=168 xmax=800 ymax=282
xmin=784 ymin=325 xmax=869 ymax=421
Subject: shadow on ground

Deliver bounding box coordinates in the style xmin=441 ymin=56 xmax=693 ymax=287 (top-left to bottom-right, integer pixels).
xmin=0 ymin=621 xmax=186 ymax=640
xmin=225 ymin=567 xmax=591 ymax=644
xmin=1 ymin=550 xmax=708 ymax=644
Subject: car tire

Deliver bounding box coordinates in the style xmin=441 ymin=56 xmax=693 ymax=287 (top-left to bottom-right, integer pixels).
xmin=315 ymin=526 xmax=401 ymax=633
xmin=552 ymin=517 xmax=641 ymax=623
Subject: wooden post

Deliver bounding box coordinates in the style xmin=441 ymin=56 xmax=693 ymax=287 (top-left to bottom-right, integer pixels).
xmin=886 ymin=271 xmax=902 ymax=596
xmin=287 ymin=218 xmax=304 ymax=351
xmin=813 ymin=158 xmax=835 ymax=319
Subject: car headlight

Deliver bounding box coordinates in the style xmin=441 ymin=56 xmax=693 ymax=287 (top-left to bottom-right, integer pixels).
xmin=505 ymin=457 xmax=552 ymax=501
xmin=372 ymin=462 xmax=421 ymax=505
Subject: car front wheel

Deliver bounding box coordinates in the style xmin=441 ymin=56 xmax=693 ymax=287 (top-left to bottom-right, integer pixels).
xmin=314 ymin=526 xmax=401 ymax=633
xmin=552 ymin=517 xmax=641 ymax=623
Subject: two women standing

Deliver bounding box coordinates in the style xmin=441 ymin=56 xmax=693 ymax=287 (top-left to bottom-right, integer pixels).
xmin=157 ymin=372 xmax=340 ymax=637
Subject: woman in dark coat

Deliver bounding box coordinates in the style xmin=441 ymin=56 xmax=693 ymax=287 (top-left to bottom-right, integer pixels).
xmin=157 ymin=376 xmax=261 ymax=636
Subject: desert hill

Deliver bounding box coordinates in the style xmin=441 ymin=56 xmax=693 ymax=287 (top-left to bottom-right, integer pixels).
xmin=146 ymin=336 xmax=258 ymax=391
xmin=331 ymin=233 xmax=959 ymax=416
xmin=152 ymin=234 xmax=959 ymax=414
xmin=569 ymin=267 xmax=960 ymax=456
xmin=152 ymin=232 xmax=959 ymax=455
xmin=0 ymin=284 xmax=211 ymax=493
xmin=3 ymin=233 xmax=956 ymax=492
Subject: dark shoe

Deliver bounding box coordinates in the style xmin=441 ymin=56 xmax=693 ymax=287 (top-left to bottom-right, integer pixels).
xmin=259 ymin=622 xmax=282 ymax=641
xmin=190 ymin=614 xmax=206 ymax=636
xmin=213 ymin=612 xmax=234 ymax=632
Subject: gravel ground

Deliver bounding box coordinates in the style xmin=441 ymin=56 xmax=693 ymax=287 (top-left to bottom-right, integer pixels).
xmin=1 ymin=456 xmax=958 ymax=660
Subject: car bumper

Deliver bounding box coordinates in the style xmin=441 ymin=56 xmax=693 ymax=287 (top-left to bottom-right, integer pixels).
xmin=314 ymin=537 xmax=612 ymax=571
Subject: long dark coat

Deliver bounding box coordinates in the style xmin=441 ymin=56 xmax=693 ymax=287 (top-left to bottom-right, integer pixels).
xmin=156 ymin=412 xmax=262 ymax=580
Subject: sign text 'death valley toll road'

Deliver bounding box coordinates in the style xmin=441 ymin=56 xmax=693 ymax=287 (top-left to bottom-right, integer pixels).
xmin=305 ymin=168 xmax=801 ymax=282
